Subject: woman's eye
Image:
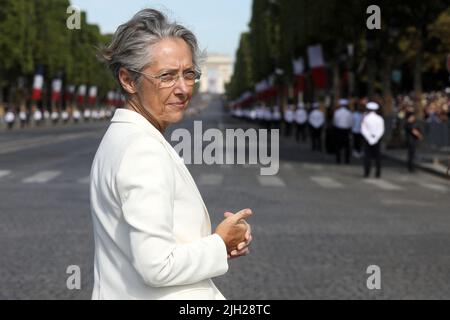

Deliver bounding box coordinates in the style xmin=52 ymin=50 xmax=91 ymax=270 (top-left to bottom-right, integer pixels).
xmin=159 ymin=73 xmax=175 ymax=82
xmin=184 ymin=71 xmax=196 ymax=80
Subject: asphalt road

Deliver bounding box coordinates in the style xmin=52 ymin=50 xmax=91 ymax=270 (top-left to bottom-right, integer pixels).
xmin=1 ymin=95 xmax=449 ymax=299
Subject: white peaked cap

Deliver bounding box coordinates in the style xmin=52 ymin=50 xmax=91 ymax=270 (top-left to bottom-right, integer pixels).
xmin=366 ymin=102 xmax=380 ymax=111
xmin=339 ymin=98 xmax=349 ymax=106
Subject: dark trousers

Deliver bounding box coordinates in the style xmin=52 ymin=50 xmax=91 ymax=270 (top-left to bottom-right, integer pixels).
xmin=284 ymin=122 xmax=293 ymax=137
xmin=335 ymin=128 xmax=351 ymax=164
xmin=364 ymin=142 xmax=381 ymax=177
xmin=407 ymin=141 xmax=417 ymax=172
xmin=353 ymin=133 xmax=363 ymax=153
xmin=296 ymin=123 xmax=307 ymax=142
xmin=310 ymin=126 xmax=322 ymax=151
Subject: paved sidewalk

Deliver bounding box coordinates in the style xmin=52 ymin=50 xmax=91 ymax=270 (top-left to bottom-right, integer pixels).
xmin=382 ymin=146 xmax=450 ymax=178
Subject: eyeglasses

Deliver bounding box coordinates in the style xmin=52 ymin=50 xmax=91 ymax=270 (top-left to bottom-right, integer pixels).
xmin=130 ymin=68 xmax=201 ymax=88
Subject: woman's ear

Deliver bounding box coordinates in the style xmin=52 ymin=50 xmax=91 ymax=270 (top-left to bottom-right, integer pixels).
xmin=118 ymin=68 xmax=137 ymax=94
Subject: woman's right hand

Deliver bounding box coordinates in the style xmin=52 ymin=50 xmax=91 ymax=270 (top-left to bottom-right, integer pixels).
xmin=214 ymin=208 xmax=252 ymax=254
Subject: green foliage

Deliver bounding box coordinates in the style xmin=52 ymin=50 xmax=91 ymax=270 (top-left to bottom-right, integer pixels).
xmin=0 ymin=0 xmax=115 ymax=101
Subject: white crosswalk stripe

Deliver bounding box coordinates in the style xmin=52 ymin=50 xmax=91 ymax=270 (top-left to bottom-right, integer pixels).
xmin=257 ymin=176 xmax=286 ymax=187
xmin=198 ymin=174 xmax=224 ymax=186
xmin=310 ymin=176 xmax=344 ymax=188
xmin=364 ymin=179 xmax=403 ymax=191
xmin=0 ymin=170 xmax=11 ymax=179
xmin=419 ymin=182 xmax=448 ymax=193
xmin=22 ymin=171 xmax=61 ymax=183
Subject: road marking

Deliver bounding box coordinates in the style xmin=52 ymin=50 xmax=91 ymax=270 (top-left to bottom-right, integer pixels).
xmin=77 ymin=176 xmax=90 ymax=184
xmin=198 ymin=174 xmax=224 ymax=186
xmin=22 ymin=171 xmax=61 ymax=183
xmin=419 ymin=182 xmax=448 ymax=193
xmin=364 ymin=179 xmax=403 ymax=191
xmin=310 ymin=176 xmax=344 ymax=188
xmin=0 ymin=131 xmax=101 ymax=155
xmin=0 ymin=170 xmax=11 ymax=179
xmin=257 ymin=176 xmax=286 ymax=187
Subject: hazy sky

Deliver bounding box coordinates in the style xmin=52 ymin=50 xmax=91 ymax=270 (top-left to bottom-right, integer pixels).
xmin=71 ymin=0 xmax=252 ymax=59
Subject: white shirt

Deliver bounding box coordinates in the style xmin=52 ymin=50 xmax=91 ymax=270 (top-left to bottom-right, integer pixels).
xmin=361 ymin=112 xmax=385 ymax=145
xmin=51 ymin=111 xmax=59 ymax=120
xmin=5 ymin=111 xmax=15 ymax=123
xmin=33 ymin=110 xmax=43 ymax=121
xmin=62 ymin=111 xmax=69 ymax=120
xmin=73 ymin=110 xmax=81 ymax=119
xmin=284 ymin=107 xmax=295 ymax=123
xmin=295 ymin=109 xmax=308 ymax=124
xmin=333 ymin=107 xmax=353 ymax=129
xmin=90 ymin=109 xmax=228 ymax=300
xmin=19 ymin=111 xmax=27 ymax=121
xmin=272 ymin=106 xmax=281 ymax=121
xmin=308 ymin=110 xmax=325 ymax=129
xmin=352 ymin=111 xmax=363 ymax=134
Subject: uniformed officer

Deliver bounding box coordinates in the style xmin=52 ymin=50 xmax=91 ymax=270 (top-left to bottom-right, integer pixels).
xmin=4 ymin=108 xmax=15 ymax=130
xmin=73 ymin=108 xmax=81 ymax=123
xmin=333 ymin=98 xmax=353 ymax=164
xmin=361 ymin=102 xmax=385 ymax=178
xmin=295 ymin=103 xmax=308 ymax=143
xmin=308 ymin=102 xmax=325 ymax=152
xmin=19 ymin=107 xmax=28 ymax=129
xmin=404 ymin=112 xmax=423 ymax=173
xmin=272 ymin=105 xmax=282 ymax=130
xmin=284 ymin=103 xmax=295 ymax=137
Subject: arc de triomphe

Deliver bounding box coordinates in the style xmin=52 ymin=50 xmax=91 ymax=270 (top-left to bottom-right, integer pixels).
xmin=199 ymin=54 xmax=233 ymax=95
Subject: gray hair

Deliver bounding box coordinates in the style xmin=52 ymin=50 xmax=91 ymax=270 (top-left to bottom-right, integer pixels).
xmin=99 ymin=8 xmax=202 ymax=96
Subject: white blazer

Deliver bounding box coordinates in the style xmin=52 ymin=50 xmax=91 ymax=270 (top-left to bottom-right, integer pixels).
xmin=90 ymin=108 xmax=228 ymax=300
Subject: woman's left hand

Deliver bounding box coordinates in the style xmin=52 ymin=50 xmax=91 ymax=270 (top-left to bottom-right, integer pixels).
xmin=223 ymin=210 xmax=252 ymax=259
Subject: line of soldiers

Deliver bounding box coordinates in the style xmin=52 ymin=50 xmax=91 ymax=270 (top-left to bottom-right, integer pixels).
xmin=231 ymin=98 xmax=385 ymax=178
xmin=1 ymin=106 xmax=115 ymax=130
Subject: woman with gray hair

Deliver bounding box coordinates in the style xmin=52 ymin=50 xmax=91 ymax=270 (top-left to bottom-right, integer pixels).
xmin=90 ymin=8 xmax=253 ymax=300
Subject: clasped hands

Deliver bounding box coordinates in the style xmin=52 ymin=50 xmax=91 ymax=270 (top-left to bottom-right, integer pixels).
xmin=214 ymin=208 xmax=253 ymax=260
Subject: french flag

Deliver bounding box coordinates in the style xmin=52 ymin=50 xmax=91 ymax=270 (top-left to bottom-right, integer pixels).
xmin=31 ymin=66 xmax=44 ymax=101
xmin=51 ymin=77 xmax=63 ymax=103
xmin=88 ymin=86 xmax=97 ymax=105
xmin=77 ymin=85 xmax=86 ymax=105
xmin=307 ymin=45 xmax=327 ymax=90
xmin=65 ymin=85 xmax=75 ymax=103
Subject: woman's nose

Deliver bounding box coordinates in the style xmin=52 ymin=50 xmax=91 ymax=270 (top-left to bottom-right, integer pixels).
xmin=173 ymin=76 xmax=189 ymax=95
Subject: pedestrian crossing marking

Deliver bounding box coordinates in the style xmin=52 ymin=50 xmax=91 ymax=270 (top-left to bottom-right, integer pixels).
xmin=0 ymin=170 xmax=11 ymax=179
xmin=198 ymin=174 xmax=224 ymax=186
xmin=310 ymin=176 xmax=344 ymax=188
xmin=22 ymin=171 xmax=61 ymax=183
xmin=257 ymin=176 xmax=286 ymax=187
xmin=419 ymin=182 xmax=447 ymax=193
xmin=77 ymin=176 xmax=90 ymax=184
xmin=364 ymin=179 xmax=403 ymax=191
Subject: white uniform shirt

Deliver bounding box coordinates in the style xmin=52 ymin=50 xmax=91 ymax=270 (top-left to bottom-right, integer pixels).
xmin=272 ymin=106 xmax=281 ymax=121
xmin=308 ymin=110 xmax=325 ymax=129
xmin=333 ymin=107 xmax=353 ymax=129
xmin=5 ymin=111 xmax=15 ymax=123
xmin=361 ymin=112 xmax=385 ymax=145
xmin=284 ymin=106 xmax=295 ymax=123
xmin=33 ymin=110 xmax=43 ymax=121
xmin=19 ymin=111 xmax=27 ymax=121
xmin=295 ymin=109 xmax=308 ymax=124
xmin=352 ymin=111 xmax=363 ymax=134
